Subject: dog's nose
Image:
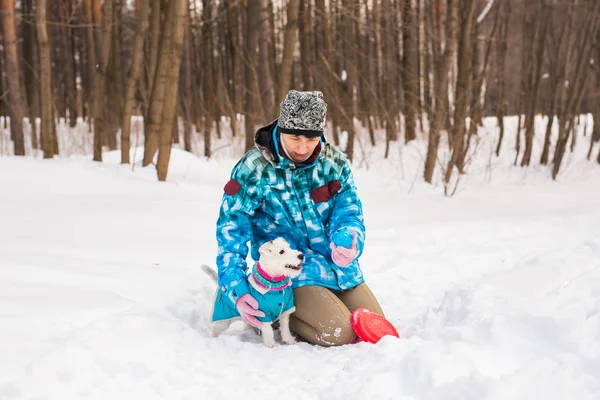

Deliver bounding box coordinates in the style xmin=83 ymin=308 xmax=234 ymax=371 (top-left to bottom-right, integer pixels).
xmin=298 ymin=254 xmax=304 ymax=261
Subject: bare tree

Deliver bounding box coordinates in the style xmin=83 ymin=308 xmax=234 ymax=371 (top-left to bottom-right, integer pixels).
xmin=552 ymin=1 xmax=600 ymax=179
xmin=591 ymin=30 xmax=600 ymax=160
xmin=121 ymin=0 xmax=150 ymax=164
xmin=22 ymin=0 xmax=40 ymax=150
xmin=521 ymin=1 xmax=549 ymax=167
xmin=225 ymin=0 xmax=242 ymax=115
xmin=58 ymin=0 xmax=78 ymax=127
xmin=143 ymin=0 xmax=177 ymax=166
xmin=92 ymin=0 xmax=114 ymax=162
xmin=275 ymin=0 xmax=300 ymax=116
xmin=424 ymin=0 xmax=458 ymax=183
xmin=340 ymin=0 xmax=359 ymax=161
xmin=402 ymin=0 xmax=418 ymax=142
xmin=461 ymin=1 xmax=500 ymax=170
xmin=156 ymin=0 xmax=187 ymax=181
xmin=315 ymin=0 xmax=340 ymax=145
xmin=181 ymin=0 xmax=194 ymax=153
xmin=1 ymin=0 xmax=26 ymax=155
xmin=105 ymin=0 xmax=124 ymax=150
xmin=381 ymin=0 xmax=398 ymax=158
xmin=298 ymin=0 xmax=315 ymax=90
xmin=494 ymin=0 xmax=511 ymax=156
xmin=37 ymin=0 xmax=54 ymax=158
xmin=83 ymin=0 xmax=97 ymax=125
xmin=258 ymin=0 xmax=275 ymax=120
xmin=201 ymin=0 xmax=216 ymax=156
xmin=244 ymin=1 xmax=261 ymax=151
xmin=445 ymin=0 xmax=476 ymax=184
xmin=540 ymin=2 xmax=574 ymax=165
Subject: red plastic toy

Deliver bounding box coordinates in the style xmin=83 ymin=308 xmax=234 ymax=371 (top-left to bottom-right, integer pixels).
xmin=351 ymin=308 xmax=400 ymax=344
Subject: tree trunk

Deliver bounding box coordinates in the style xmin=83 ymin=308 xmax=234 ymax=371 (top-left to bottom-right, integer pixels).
xmin=424 ymin=0 xmax=457 ymax=183
xmin=58 ymin=0 xmax=78 ymax=127
xmin=147 ymin=0 xmax=161 ymax=95
xmin=298 ymin=0 xmax=314 ymax=90
xmin=182 ymin=1 xmax=194 ymax=153
xmin=105 ymin=0 xmax=123 ymax=150
xmin=416 ymin=0 xmax=424 ymax=130
xmin=201 ymin=0 xmax=217 ymax=154
xmin=22 ymin=0 xmax=40 ymax=150
xmin=83 ymin=0 xmax=97 ymax=125
xmin=541 ymin=2 xmax=574 ymax=165
xmin=257 ymin=0 xmax=275 ymax=120
xmin=37 ymin=0 xmax=54 ymax=158
xmin=1 ymin=0 xmax=26 ymax=155
xmin=362 ymin=0 xmax=377 ymax=146
xmin=315 ymin=0 xmax=337 ymax=140
xmin=552 ymin=2 xmax=600 ymax=179
xmin=275 ymin=0 xmax=300 ymax=116
xmin=402 ymin=0 xmax=418 ymax=143
xmin=92 ymin=0 xmax=103 ymax=58
xmin=494 ymin=0 xmax=510 ymax=157
xmin=521 ymin=2 xmax=549 ymax=167
xmin=121 ymin=0 xmax=150 ymax=164
xmin=156 ymin=0 xmax=187 ymax=181
xmin=143 ymin=0 xmax=176 ymax=166
xmin=340 ymin=0 xmax=358 ymax=161
xmin=444 ymin=0 xmax=475 ymax=184
xmin=382 ymin=0 xmax=398 ymax=158
xmin=226 ymin=0 xmax=242 ymax=113
xmin=92 ymin=0 xmax=114 ymax=162
xmin=461 ymin=3 xmax=499 ymax=170
xmin=244 ymin=1 xmax=261 ymax=152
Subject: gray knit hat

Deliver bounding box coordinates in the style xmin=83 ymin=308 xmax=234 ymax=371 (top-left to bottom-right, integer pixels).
xmin=278 ymin=90 xmax=327 ymax=137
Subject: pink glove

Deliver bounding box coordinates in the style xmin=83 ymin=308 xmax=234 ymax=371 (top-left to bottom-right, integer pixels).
xmin=330 ymin=232 xmax=358 ymax=267
xmin=235 ymin=293 xmax=265 ymax=329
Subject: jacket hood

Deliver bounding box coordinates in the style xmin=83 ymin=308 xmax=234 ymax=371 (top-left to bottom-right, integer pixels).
xmin=254 ymin=120 xmax=325 ymax=170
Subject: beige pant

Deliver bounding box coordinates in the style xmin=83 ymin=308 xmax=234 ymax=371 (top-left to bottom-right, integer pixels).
xmin=290 ymin=283 xmax=384 ymax=347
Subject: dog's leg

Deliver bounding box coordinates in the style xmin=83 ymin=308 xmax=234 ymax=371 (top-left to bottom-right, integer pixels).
xmin=278 ymin=310 xmax=297 ymax=345
xmin=210 ymin=320 xmax=231 ymax=337
xmin=261 ymin=322 xmax=277 ymax=347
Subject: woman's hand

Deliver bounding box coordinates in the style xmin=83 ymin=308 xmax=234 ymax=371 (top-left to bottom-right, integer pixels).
xmin=330 ymin=232 xmax=358 ymax=267
xmin=235 ymin=294 xmax=265 ymax=328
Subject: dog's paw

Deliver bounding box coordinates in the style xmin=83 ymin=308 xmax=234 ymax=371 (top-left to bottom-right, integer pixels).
xmin=263 ymin=338 xmax=278 ymax=348
xmin=282 ymin=336 xmax=297 ymax=345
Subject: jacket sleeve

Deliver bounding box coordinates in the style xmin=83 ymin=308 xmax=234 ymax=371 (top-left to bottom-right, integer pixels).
xmin=328 ymin=162 xmax=366 ymax=256
xmin=215 ymin=163 xmax=263 ymax=307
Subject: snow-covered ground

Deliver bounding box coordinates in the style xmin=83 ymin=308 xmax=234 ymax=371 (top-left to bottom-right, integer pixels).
xmin=1 ymin=116 xmax=600 ymax=399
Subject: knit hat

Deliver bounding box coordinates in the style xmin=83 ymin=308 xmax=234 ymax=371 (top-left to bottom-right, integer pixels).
xmin=278 ymin=90 xmax=327 ymax=138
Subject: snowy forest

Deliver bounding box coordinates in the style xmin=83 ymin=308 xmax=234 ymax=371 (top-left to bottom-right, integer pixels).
xmin=1 ymin=0 xmax=600 ymax=182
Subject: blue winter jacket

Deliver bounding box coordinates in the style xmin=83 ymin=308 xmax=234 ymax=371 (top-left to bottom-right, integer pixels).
xmin=215 ymin=121 xmax=366 ymax=307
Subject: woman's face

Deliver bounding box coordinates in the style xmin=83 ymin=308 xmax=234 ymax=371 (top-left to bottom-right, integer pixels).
xmin=281 ymin=134 xmax=320 ymax=162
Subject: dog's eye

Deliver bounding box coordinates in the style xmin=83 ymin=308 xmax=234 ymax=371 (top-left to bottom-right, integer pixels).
xmin=279 ymin=249 xmax=285 ymax=254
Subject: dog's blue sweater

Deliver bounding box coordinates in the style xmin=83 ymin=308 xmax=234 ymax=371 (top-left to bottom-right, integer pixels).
xmin=211 ymin=284 xmax=295 ymax=323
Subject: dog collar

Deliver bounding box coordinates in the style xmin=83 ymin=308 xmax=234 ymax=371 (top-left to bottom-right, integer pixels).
xmin=251 ymin=262 xmax=291 ymax=291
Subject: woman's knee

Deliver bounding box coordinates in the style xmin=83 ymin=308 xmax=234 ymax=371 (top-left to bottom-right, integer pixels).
xmin=320 ymin=316 xmax=356 ymax=346
xmin=291 ymin=286 xmax=357 ymax=346
xmin=290 ymin=314 xmax=356 ymax=347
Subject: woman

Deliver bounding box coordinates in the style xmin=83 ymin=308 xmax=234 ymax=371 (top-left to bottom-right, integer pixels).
xmin=215 ymin=90 xmax=384 ymax=346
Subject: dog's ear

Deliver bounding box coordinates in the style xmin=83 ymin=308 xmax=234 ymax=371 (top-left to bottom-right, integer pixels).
xmin=259 ymin=240 xmax=275 ymax=255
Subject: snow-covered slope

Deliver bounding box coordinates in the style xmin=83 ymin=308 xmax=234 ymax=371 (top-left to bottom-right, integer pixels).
xmin=1 ymin=115 xmax=600 ymax=399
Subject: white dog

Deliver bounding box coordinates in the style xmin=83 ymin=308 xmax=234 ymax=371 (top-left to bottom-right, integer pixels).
xmin=201 ymin=237 xmax=304 ymax=347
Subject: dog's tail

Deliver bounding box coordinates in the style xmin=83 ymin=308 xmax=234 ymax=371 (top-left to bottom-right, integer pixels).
xmin=201 ymin=264 xmax=219 ymax=284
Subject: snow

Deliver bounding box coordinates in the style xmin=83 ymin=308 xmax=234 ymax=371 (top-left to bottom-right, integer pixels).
xmin=1 ymin=115 xmax=600 ymax=399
